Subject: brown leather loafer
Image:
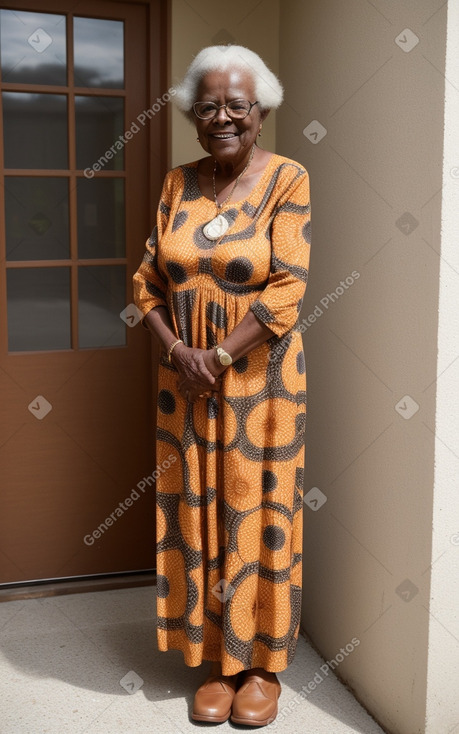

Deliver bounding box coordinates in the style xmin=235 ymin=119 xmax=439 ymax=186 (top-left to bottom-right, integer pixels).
xmin=230 ymin=668 xmax=281 ymax=727
xmin=192 ymin=673 xmax=239 ymax=723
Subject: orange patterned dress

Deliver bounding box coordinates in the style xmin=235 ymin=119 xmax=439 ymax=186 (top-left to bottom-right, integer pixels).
xmin=133 ymin=152 xmax=311 ymax=675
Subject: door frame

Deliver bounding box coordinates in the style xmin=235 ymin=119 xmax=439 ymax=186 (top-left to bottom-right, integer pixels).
xmin=0 ymin=0 xmax=170 ymax=592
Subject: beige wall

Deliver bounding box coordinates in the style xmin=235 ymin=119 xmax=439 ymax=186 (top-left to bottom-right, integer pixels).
xmin=169 ymin=2 xmax=458 ymax=732
xmin=170 ymin=0 xmax=279 ymax=167
xmin=277 ymin=2 xmax=451 ymax=733
xmin=425 ymin=4 xmax=459 ymax=731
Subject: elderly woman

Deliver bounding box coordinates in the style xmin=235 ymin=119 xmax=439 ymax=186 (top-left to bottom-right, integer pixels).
xmin=133 ymin=45 xmax=311 ymax=727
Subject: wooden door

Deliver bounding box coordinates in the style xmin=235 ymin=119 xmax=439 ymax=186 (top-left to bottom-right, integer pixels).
xmin=0 ymin=0 xmax=166 ymax=584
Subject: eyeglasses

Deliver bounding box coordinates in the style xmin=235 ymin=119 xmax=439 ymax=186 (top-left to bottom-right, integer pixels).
xmin=192 ymin=99 xmax=259 ymax=120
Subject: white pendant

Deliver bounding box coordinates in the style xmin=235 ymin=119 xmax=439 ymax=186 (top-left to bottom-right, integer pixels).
xmin=203 ymin=214 xmax=230 ymax=241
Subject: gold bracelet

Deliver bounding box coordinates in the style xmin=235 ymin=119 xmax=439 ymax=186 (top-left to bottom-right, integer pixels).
xmin=167 ymin=338 xmax=183 ymax=363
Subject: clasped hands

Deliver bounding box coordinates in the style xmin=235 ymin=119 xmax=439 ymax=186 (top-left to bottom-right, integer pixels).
xmin=171 ymin=343 xmax=227 ymax=403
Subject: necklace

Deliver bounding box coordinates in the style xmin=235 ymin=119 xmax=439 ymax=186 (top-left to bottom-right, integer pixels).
xmin=202 ymin=143 xmax=256 ymax=241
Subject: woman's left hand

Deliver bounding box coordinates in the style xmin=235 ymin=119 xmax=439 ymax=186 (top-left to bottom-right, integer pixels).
xmin=176 ymin=348 xmax=226 ymax=403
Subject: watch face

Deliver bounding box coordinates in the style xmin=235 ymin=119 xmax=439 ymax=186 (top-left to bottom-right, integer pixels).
xmin=220 ymin=352 xmax=232 ymax=365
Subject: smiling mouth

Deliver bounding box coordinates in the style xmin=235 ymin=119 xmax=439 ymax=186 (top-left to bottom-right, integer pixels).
xmin=210 ymin=133 xmax=238 ymax=139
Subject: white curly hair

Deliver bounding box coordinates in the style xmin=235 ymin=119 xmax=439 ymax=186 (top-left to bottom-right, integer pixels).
xmin=174 ymin=44 xmax=284 ymax=119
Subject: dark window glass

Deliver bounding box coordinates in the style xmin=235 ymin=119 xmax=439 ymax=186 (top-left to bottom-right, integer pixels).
xmin=5 ymin=177 xmax=69 ymax=261
xmin=77 ymin=179 xmax=125 ymax=259
xmin=78 ymin=266 xmax=126 ymax=348
xmin=7 ymin=267 xmax=71 ymax=351
xmin=75 ymin=95 xmax=124 ymax=171
xmin=0 ymin=9 xmax=66 ymax=86
xmin=2 ymin=92 xmax=68 ymax=169
xmin=73 ymin=17 xmax=124 ymax=88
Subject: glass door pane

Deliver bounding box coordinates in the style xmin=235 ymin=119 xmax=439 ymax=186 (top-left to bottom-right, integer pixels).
xmin=73 ymin=17 xmax=124 ymax=88
xmin=75 ymin=95 xmax=124 ymax=171
xmin=7 ymin=267 xmax=71 ymax=351
xmin=78 ymin=265 xmax=126 ymax=348
xmin=2 ymin=10 xmax=127 ymax=352
xmin=0 ymin=9 xmax=67 ymax=85
xmin=5 ymin=177 xmax=69 ymax=261
xmin=77 ymin=178 xmax=125 ymax=258
xmin=2 ymin=92 xmax=68 ymax=169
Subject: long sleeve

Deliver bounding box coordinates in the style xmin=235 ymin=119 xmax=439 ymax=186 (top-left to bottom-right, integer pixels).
xmin=249 ymin=167 xmax=311 ymax=338
xmin=132 ymin=171 xmax=173 ymax=324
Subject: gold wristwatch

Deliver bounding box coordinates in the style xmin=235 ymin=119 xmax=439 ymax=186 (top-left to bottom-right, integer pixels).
xmin=214 ymin=345 xmax=233 ymax=366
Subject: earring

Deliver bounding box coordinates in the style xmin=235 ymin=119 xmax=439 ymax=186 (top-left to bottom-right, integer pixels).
xmin=196 ymin=137 xmax=199 ymax=141
xmin=258 ymin=127 xmax=262 ymax=137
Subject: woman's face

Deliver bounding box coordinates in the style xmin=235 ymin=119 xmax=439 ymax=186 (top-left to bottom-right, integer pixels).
xmin=194 ymin=68 xmax=268 ymax=166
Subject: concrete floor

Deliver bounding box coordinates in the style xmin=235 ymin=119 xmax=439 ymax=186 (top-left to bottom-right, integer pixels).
xmin=0 ymin=585 xmax=387 ymax=734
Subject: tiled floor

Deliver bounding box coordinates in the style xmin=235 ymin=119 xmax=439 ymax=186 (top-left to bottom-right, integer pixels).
xmin=0 ymin=586 xmax=386 ymax=734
